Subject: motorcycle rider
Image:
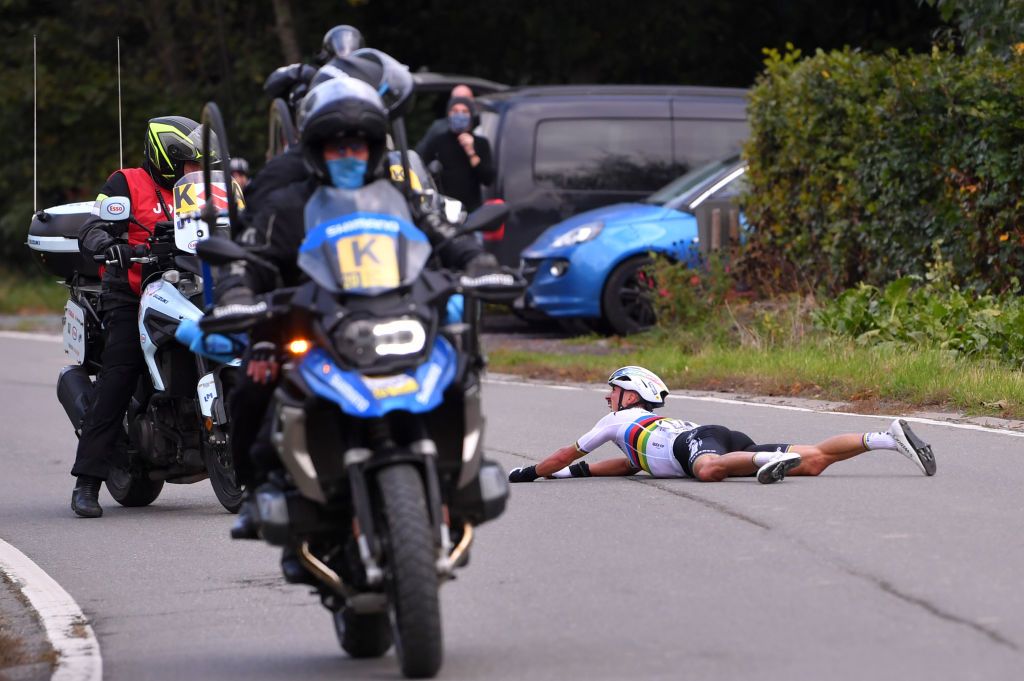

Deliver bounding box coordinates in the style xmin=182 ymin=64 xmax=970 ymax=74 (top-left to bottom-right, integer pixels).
xmin=247 ymin=25 xmax=366 ymax=214
xmin=71 ymin=116 xmax=213 ymax=518
xmin=216 ymin=75 xmax=500 ymax=546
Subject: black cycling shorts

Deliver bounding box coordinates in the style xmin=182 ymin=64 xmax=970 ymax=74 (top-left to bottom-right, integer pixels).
xmin=672 ymin=424 xmax=791 ymax=477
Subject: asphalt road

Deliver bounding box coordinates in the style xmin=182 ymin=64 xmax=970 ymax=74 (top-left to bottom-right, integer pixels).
xmin=2 ymin=333 xmax=1023 ymax=680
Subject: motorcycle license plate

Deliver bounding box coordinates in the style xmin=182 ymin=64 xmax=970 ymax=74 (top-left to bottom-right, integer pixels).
xmin=63 ymin=300 xmax=86 ymax=365
xmin=197 ymin=372 xmax=218 ymax=418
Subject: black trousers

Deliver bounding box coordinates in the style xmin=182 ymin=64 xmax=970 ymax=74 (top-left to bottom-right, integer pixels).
xmin=71 ymin=305 xmax=145 ymax=480
xmin=227 ymin=369 xmax=279 ymax=489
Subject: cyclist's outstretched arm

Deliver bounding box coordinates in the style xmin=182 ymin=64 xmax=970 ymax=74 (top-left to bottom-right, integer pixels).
xmin=537 ymin=444 xmax=584 ymax=477
xmin=586 ymin=458 xmax=639 ymax=476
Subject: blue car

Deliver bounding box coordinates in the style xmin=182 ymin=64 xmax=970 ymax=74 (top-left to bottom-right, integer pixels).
xmin=518 ymin=157 xmax=747 ymax=335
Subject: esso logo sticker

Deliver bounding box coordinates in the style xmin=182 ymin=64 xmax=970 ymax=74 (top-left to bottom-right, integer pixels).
xmin=107 ymin=203 xmax=125 ymax=215
xmin=188 ymin=240 xmax=198 ymax=250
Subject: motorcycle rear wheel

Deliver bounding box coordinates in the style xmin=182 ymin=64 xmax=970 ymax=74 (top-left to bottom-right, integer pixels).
xmin=377 ymin=464 xmax=442 ymax=679
xmin=204 ymin=445 xmax=243 ymax=513
xmin=334 ymin=608 xmax=393 ymax=658
xmin=106 ymin=466 xmax=163 ymax=507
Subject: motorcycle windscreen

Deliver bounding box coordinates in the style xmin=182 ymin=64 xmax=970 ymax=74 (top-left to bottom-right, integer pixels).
xmin=171 ymin=171 xmax=244 ymax=253
xmin=299 ymin=185 xmax=431 ymax=296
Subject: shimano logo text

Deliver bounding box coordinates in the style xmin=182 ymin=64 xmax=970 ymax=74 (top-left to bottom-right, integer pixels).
xmin=326 ymin=217 xmax=400 ymax=237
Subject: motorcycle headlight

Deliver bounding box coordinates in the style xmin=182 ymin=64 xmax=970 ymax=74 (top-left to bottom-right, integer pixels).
xmin=550 ymin=221 xmax=603 ymax=249
xmin=334 ymin=317 xmax=427 ymax=368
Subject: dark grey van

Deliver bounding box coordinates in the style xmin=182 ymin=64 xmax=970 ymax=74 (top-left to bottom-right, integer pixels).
xmin=475 ymin=85 xmax=749 ymax=265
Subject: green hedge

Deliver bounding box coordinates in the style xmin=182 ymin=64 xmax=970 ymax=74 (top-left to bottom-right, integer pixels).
xmin=741 ymin=44 xmax=1024 ymax=294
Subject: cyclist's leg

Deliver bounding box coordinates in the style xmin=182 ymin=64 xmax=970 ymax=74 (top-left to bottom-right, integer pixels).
xmin=684 ymin=426 xmax=759 ymax=481
xmin=744 ymin=433 xmax=868 ymax=476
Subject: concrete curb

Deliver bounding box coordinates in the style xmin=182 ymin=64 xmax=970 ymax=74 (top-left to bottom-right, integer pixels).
xmin=0 ymin=539 xmax=102 ymax=681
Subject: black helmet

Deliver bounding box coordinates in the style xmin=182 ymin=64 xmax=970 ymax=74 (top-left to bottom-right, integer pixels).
xmin=319 ymin=25 xmax=364 ymax=62
xmin=230 ymin=157 xmax=250 ymax=175
xmin=143 ymin=116 xmax=217 ymax=189
xmin=350 ymin=48 xmax=415 ymax=120
xmin=297 ymin=78 xmax=388 ymax=184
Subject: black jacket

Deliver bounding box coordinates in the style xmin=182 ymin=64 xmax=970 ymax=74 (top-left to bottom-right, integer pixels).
xmin=221 ymin=177 xmax=490 ymax=298
xmin=416 ymin=130 xmax=494 ymax=211
xmin=241 ymin=147 xmax=308 ymax=222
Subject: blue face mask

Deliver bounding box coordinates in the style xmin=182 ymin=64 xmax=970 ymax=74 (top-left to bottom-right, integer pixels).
xmin=326 ymin=157 xmax=367 ymax=189
xmin=448 ymin=112 xmax=472 ymax=134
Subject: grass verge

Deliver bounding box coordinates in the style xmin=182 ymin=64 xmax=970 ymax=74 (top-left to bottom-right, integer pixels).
xmin=0 ymin=269 xmax=66 ymax=314
xmin=487 ymin=336 xmax=1024 ymax=420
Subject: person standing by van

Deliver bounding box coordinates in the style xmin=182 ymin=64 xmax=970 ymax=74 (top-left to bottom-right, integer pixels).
xmin=417 ymin=92 xmax=494 ymax=211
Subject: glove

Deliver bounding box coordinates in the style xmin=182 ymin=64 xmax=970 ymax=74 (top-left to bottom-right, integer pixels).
xmin=247 ymin=341 xmax=280 ymax=385
xmin=104 ymin=243 xmax=145 ymax=269
xmin=568 ymin=461 xmax=592 ymax=478
xmin=508 ymin=465 xmax=539 ymax=483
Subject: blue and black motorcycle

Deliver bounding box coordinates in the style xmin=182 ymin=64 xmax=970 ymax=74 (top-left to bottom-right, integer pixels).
xmin=197 ymin=173 xmax=519 ymax=678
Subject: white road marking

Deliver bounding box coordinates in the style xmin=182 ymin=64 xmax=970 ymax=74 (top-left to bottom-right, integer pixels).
xmin=0 ymin=330 xmax=62 ymax=343
xmin=0 ymin=538 xmax=102 ymax=681
xmin=485 ymin=375 xmax=1024 ymax=439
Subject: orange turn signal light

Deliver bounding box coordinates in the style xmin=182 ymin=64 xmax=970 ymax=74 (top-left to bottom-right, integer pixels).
xmin=287 ymin=338 xmax=310 ymax=355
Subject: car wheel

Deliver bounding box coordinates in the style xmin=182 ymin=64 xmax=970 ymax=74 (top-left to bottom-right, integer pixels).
xmin=600 ymin=255 xmax=657 ymax=335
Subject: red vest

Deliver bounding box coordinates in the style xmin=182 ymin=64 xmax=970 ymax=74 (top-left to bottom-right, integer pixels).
xmin=106 ymin=168 xmax=173 ymax=295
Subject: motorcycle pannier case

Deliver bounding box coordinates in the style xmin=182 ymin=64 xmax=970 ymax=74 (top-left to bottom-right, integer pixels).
xmin=27 ymin=202 xmax=100 ymax=279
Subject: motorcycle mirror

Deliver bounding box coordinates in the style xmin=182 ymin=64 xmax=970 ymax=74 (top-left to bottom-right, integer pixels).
xmin=462 ymin=202 xmax=509 ymax=234
xmin=98 ymin=196 xmax=130 ymax=222
xmin=196 ymin=236 xmax=249 ymax=265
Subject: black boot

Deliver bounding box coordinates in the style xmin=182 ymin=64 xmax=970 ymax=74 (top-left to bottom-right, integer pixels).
xmin=230 ymin=497 xmax=259 ymax=540
xmin=281 ymin=546 xmax=317 ymax=586
xmin=71 ymin=476 xmax=103 ymax=518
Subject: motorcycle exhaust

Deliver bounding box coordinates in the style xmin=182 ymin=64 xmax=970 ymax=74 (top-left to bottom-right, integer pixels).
xmin=57 ymin=365 xmax=95 ymax=435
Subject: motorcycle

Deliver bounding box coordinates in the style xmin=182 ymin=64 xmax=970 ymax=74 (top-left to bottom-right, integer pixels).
xmin=196 ymin=184 xmax=521 ymax=679
xmin=48 ymin=171 xmax=244 ymax=512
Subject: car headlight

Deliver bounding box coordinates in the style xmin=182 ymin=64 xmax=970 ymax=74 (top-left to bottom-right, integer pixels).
xmin=550 ymin=221 xmax=603 ymax=248
xmin=334 ymin=317 xmax=427 ymax=368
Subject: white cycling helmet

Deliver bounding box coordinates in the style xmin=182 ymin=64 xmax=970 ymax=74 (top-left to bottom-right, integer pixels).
xmin=607 ymin=366 xmax=669 ymax=408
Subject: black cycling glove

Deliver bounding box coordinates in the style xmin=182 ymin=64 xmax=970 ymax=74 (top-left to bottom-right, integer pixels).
xmin=508 ymin=465 xmax=539 ymax=483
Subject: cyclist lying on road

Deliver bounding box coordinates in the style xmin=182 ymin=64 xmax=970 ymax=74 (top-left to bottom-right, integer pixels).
xmin=508 ymin=366 xmax=937 ymax=484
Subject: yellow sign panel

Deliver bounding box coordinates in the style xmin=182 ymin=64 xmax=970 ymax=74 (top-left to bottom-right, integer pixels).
xmin=337 ymin=234 xmax=400 ymax=290
xmin=368 ymin=376 xmax=419 ymax=399
xmin=389 ymin=164 xmax=423 ymax=191
xmin=173 ymin=183 xmax=201 ymax=213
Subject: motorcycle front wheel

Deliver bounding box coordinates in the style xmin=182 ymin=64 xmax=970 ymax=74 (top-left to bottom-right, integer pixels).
xmin=204 ymin=444 xmax=243 ymax=513
xmin=377 ymin=463 xmax=442 ymax=679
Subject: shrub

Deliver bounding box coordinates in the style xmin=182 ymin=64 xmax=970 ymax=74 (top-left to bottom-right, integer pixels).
xmin=742 ymin=44 xmax=1024 ymax=294
xmin=813 ymin=250 xmax=1024 ymax=365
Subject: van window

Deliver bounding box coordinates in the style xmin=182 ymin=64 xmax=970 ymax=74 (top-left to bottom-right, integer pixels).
xmin=533 ymin=118 xmax=680 ymax=192
xmin=672 ymin=119 xmax=749 ymax=170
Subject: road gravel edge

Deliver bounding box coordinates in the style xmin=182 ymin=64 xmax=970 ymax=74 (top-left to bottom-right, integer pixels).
xmin=0 ymin=538 xmax=102 ymax=681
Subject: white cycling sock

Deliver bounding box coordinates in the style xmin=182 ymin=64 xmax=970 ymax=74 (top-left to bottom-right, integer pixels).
xmin=863 ymin=432 xmax=897 ymax=450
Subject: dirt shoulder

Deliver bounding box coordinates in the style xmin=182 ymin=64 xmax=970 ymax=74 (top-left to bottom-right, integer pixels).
xmin=0 ymin=572 xmax=56 ymax=681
